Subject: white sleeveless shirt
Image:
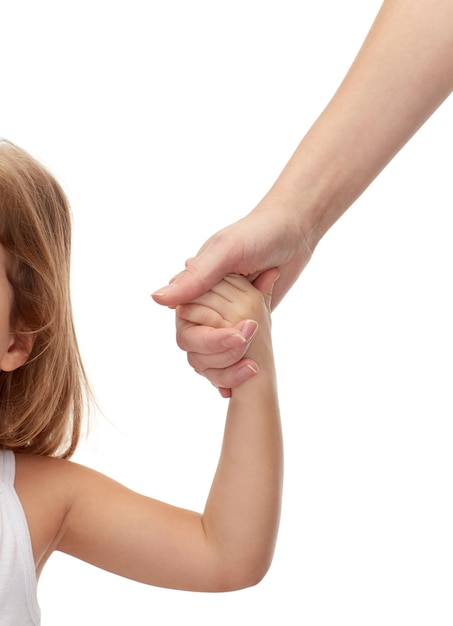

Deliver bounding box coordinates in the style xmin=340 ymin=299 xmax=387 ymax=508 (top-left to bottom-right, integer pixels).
xmin=0 ymin=449 xmax=40 ymax=625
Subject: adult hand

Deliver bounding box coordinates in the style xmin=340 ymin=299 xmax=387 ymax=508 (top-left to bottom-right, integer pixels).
xmin=153 ymin=204 xmax=312 ymax=310
xmin=154 ymin=0 xmax=453 ymax=394
xmin=153 ymin=204 xmax=312 ymax=397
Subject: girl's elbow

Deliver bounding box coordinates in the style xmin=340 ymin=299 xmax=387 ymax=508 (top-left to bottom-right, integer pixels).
xmin=213 ymin=552 xmax=274 ymax=592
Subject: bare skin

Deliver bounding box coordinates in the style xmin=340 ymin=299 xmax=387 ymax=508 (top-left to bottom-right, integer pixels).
xmin=152 ymin=0 xmax=453 ymax=395
xmin=12 ymin=270 xmax=283 ymax=592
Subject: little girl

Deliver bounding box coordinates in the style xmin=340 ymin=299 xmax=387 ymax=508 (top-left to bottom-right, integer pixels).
xmin=0 ymin=140 xmax=283 ymax=625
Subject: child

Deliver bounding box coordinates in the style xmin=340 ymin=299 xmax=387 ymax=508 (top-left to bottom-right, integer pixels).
xmin=0 ymin=140 xmax=283 ymax=625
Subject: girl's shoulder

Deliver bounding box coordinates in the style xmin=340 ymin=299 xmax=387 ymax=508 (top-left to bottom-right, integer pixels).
xmin=14 ymin=453 xmax=81 ymax=577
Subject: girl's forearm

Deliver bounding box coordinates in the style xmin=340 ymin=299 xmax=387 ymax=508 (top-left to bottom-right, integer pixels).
xmin=258 ymin=0 xmax=453 ymax=251
xmin=201 ymin=341 xmax=282 ymax=590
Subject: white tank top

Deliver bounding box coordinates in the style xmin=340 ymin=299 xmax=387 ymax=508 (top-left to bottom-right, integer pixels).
xmin=0 ymin=449 xmax=40 ymax=625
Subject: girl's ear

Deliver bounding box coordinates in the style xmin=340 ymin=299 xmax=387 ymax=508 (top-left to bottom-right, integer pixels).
xmin=0 ymin=332 xmax=34 ymax=372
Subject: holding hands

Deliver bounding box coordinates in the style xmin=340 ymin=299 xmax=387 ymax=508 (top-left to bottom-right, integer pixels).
xmin=154 ymin=206 xmax=310 ymax=395
xmin=176 ymin=268 xmax=281 ymax=396
xmin=153 ymin=0 xmax=453 ymax=395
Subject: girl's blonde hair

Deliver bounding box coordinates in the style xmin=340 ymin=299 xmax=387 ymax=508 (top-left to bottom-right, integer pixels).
xmin=0 ymin=140 xmax=89 ymax=458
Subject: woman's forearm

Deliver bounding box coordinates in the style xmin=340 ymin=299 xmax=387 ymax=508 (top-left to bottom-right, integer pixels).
xmin=258 ymin=0 xmax=453 ymax=251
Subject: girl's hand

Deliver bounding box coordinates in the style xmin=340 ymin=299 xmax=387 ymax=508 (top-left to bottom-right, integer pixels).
xmin=176 ymin=270 xmax=279 ymax=396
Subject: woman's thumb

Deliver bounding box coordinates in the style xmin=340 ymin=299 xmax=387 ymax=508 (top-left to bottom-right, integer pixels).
xmin=252 ymin=268 xmax=280 ymax=308
xmin=152 ymin=253 xmax=226 ymax=307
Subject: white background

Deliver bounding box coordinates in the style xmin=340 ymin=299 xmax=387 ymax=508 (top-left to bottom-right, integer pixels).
xmin=1 ymin=1 xmax=453 ymax=624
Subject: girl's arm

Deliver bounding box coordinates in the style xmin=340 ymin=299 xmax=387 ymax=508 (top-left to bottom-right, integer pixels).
xmin=15 ymin=271 xmax=282 ymax=591
xmin=177 ymin=270 xmax=282 ymax=587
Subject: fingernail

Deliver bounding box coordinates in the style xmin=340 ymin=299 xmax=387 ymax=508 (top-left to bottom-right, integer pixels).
xmin=238 ymin=320 xmax=258 ymax=342
xmin=152 ymin=284 xmax=176 ymax=297
xmin=222 ymin=333 xmax=247 ymax=349
xmin=237 ymin=363 xmax=259 ymax=381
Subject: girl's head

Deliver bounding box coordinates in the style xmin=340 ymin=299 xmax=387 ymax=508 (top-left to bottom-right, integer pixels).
xmin=0 ymin=139 xmax=88 ymax=458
